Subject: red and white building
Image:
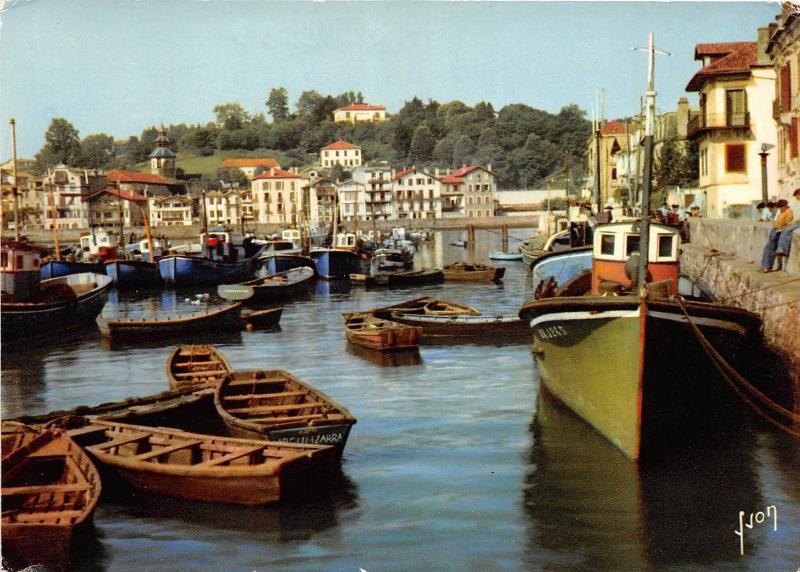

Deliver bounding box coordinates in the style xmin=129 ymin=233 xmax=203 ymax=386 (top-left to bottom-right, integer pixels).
xmin=251 ymin=168 xmax=311 ymax=226
xmin=321 ymin=140 xmax=362 ymax=168
xmin=333 ymin=104 xmax=386 ymax=124
xmin=439 ymin=164 xmax=497 ymax=218
xmin=392 ymin=167 xmax=441 ymax=220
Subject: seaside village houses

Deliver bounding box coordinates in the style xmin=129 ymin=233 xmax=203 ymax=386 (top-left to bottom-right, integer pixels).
xmin=332 ymin=104 xmax=386 ymax=124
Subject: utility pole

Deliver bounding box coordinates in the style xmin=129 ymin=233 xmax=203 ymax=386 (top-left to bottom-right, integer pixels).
xmin=625 ymin=117 xmax=634 ymax=213
xmin=10 ymin=118 xmax=19 ymax=240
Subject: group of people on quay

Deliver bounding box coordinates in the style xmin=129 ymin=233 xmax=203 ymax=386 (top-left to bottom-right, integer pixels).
xmin=760 ymin=188 xmax=800 ymax=273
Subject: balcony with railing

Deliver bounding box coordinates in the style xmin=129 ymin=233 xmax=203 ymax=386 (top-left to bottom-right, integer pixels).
xmin=687 ymin=112 xmax=750 ymax=138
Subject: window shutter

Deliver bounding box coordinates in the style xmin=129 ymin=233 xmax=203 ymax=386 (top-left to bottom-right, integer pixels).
xmin=793 ymin=118 xmax=799 ymax=159
xmin=725 ymin=144 xmax=746 ymax=172
xmin=782 ymin=64 xmax=792 ymax=112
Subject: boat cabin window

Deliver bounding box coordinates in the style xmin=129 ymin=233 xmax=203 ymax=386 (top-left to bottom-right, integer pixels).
xmin=625 ymin=235 xmax=640 ymax=256
xmin=657 ymin=234 xmax=675 ymax=259
xmin=600 ymin=234 xmax=615 ymax=256
xmin=1 ymin=252 xmax=7 ymax=268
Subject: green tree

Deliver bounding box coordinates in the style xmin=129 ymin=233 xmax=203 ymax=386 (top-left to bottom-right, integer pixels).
xmin=213 ymin=103 xmax=251 ymax=130
xmin=80 ymin=133 xmax=115 ymax=169
xmin=433 ymin=137 xmax=456 ymax=164
xmin=408 ymin=123 xmax=435 ymax=163
xmin=266 ymin=87 xmax=290 ymax=123
xmin=35 ymin=118 xmax=82 ymax=169
xmin=452 ymin=134 xmax=475 ymax=166
xmin=296 ymin=90 xmax=324 ymax=117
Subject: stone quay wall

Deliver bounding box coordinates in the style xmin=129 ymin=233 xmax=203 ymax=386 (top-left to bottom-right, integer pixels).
xmin=682 ymin=218 xmax=800 ymax=384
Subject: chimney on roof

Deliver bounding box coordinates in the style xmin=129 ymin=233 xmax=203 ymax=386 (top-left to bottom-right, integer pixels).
xmin=677 ymin=98 xmax=690 ymax=139
xmin=270 ymin=167 xmax=275 ymax=176
xmin=757 ymin=26 xmax=772 ymax=66
xmin=487 ymin=164 xmax=492 ymax=172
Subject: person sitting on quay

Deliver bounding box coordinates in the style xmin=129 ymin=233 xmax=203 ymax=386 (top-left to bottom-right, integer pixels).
xmin=760 ymin=199 xmax=793 ymax=273
xmin=757 ymin=202 xmax=768 ymax=221
xmin=773 ymin=188 xmax=800 ymax=270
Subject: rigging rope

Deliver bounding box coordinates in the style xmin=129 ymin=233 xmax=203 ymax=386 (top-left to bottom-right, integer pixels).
xmin=675 ymin=297 xmax=800 ymax=436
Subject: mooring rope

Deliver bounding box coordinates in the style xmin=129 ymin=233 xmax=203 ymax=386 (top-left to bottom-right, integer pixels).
xmin=476 ymin=227 xmax=526 ymax=242
xmin=675 ymin=297 xmax=800 ymax=436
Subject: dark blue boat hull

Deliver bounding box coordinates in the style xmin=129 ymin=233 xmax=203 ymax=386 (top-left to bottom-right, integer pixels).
xmin=40 ymin=260 xmax=105 ymax=280
xmin=260 ymin=254 xmax=316 ymax=276
xmin=1 ymin=273 xmax=113 ymax=340
xmin=310 ymin=249 xmax=364 ymax=280
xmin=105 ymin=260 xmax=163 ymax=289
xmin=158 ymin=255 xmax=258 ymax=287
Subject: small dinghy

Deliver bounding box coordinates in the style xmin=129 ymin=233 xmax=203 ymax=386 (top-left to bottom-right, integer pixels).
xmin=342 ymin=312 xmax=422 ymax=351
xmin=442 ymin=262 xmax=505 ymax=282
xmin=166 ymin=345 xmax=234 ymax=391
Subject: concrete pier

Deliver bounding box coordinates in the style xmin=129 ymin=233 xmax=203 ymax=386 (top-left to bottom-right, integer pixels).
xmin=681 ymin=219 xmax=800 ymax=387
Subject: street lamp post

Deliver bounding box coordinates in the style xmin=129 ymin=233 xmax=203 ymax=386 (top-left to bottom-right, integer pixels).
xmin=758 ymin=143 xmax=774 ymax=204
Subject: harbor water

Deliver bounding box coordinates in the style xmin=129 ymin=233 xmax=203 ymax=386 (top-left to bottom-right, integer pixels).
xmin=2 ymin=229 xmax=798 ymax=571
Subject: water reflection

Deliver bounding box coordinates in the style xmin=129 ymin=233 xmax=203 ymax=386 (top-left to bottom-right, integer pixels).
xmin=100 ymin=330 xmax=244 ymax=352
xmin=524 ymin=390 xmax=765 ymax=570
xmin=345 ymin=343 xmax=423 ymax=367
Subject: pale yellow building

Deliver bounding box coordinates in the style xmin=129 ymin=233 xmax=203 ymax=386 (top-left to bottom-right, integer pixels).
xmin=149 ymin=195 xmax=194 ymax=227
xmin=41 ymin=165 xmax=105 ymax=229
xmin=218 ymin=157 xmax=281 ymax=180
xmin=392 ymin=167 xmax=442 ymax=220
xmin=333 ymin=104 xmax=386 ymax=124
xmin=686 ymin=32 xmax=778 ymax=218
xmin=320 ymin=140 xmax=362 ymax=168
xmin=767 ymin=6 xmax=800 ymax=201
xmin=251 ymin=168 xmax=311 ymax=226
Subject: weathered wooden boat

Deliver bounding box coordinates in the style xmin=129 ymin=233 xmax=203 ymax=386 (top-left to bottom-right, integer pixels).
xmin=387 ymin=268 xmax=444 ymax=286
xmin=241 ymin=307 xmax=283 ymax=331
xmin=104 ymin=259 xmax=162 ymax=289
xmin=2 ymin=241 xmax=113 ymax=341
xmin=219 ymin=266 xmax=315 ymax=303
xmin=442 ymin=262 xmax=505 ymax=282
xmin=96 ymin=303 xmax=243 ymax=341
xmin=310 ymin=248 xmax=364 ymax=280
xmin=214 ymin=370 xmax=357 ymax=452
xmin=166 ymin=345 xmax=234 ymax=391
xmin=259 ymin=253 xmax=316 ymax=276
xmin=349 ymin=272 xmax=389 ymax=287
xmin=371 ymin=296 xmax=481 ymax=319
xmin=519 ymin=222 xmax=762 ymax=461
xmin=373 ymin=247 xmax=413 ymax=270
xmin=488 ymin=250 xmax=522 ymax=261
xmin=157 ymin=254 xmax=261 ymax=287
xmin=68 ymin=421 xmax=337 ymax=505
xmin=342 ymin=312 xmax=422 ymax=351
xmin=1 ymin=427 xmax=101 ymax=572
xmin=389 ymin=312 xmax=531 ymax=342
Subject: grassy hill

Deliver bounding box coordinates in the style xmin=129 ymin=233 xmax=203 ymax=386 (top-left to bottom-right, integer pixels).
xmin=135 ymin=149 xmax=294 ymax=177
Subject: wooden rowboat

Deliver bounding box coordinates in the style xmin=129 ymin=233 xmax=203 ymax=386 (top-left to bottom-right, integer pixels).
xmin=218 ymin=266 xmax=315 ymax=303
xmin=389 ymin=312 xmax=532 ymax=343
xmin=166 ymin=345 xmax=234 ymax=391
xmin=371 ymin=296 xmax=480 ymax=320
xmin=214 ymin=370 xmax=357 ymax=453
xmin=241 ymin=307 xmax=283 ymax=331
xmin=442 ymin=262 xmax=505 ymax=282
xmin=96 ymin=303 xmax=243 ymax=341
xmin=2 ymin=427 xmax=101 ymax=572
xmin=68 ymin=420 xmax=337 ymax=505
xmin=342 ymin=312 xmax=422 ymax=351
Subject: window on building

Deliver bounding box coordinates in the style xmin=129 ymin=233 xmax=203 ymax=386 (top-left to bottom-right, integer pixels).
xmin=600 ymin=234 xmax=615 ymax=256
xmin=792 ymin=118 xmax=799 ymax=159
xmin=725 ymin=144 xmax=746 ymax=172
xmin=658 ymin=235 xmax=674 ymax=258
xmin=781 ymin=64 xmax=792 ymax=113
xmin=726 ymin=89 xmax=747 ymax=126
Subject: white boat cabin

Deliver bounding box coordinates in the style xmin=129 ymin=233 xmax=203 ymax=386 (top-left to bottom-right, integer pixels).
xmin=1 ymin=242 xmax=43 ymax=300
xmin=281 ymin=228 xmax=302 ymax=249
xmin=335 ymin=232 xmax=358 ymax=250
xmin=79 ymin=229 xmax=117 ymax=255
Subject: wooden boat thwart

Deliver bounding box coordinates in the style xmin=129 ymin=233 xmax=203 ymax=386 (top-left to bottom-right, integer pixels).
xmin=68 ymin=421 xmax=337 ymax=505
xmin=167 ymin=345 xmax=233 ymax=391
xmin=342 ymin=312 xmax=422 ymax=351
xmin=1 ymin=428 xmax=101 ymax=572
xmin=371 ymin=296 xmax=480 ymax=320
xmin=215 ymin=370 xmax=357 ymax=452
xmin=389 ymin=312 xmax=532 ymax=342
xmin=442 ymin=262 xmax=505 ymax=282
xmin=96 ymin=303 xmax=243 ymax=341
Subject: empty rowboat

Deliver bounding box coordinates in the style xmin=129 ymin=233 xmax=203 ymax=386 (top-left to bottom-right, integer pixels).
xmin=342 ymin=312 xmax=422 ymax=351
xmin=166 ymin=345 xmax=234 ymax=391
xmin=68 ymin=420 xmax=337 ymax=505
xmin=96 ymin=303 xmax=243 ymax=341
xmin=2 ymin=427 xmax=101 ymax=572
xmin=442 ymin=262 xmax=505 ymax=282
xmin=371 ymin=296 xmax=480 ymax=320
xmin=214 ymin=370 xmax=357 ymax=453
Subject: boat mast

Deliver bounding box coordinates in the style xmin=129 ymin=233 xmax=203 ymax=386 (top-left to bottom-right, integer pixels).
xmin=636 ymin=32 xmax=669 ymax=293
xmin=139 ymin=204 xmax=156 ymax=263
xmin=47 ymin=173 xmax=61 ymax=261
xmin=10 ymin=118 xmax=19 ymax=241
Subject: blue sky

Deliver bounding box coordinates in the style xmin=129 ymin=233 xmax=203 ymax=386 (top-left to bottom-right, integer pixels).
xmin=0 ymin=0 xmax=779 ymax=157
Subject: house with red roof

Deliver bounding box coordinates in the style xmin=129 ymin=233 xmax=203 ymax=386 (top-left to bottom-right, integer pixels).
xmin=86 ymin=186 xmax=148 ymax=230
xmin=218 ymin=157 xmax=281 ymax=180
xmin=106 ymin=169 xmax=171 ymax=199
xmin=251 ymin=167 xmax=311 ymax=225
xmin=438 ymin=164 xmax=497 ymax=218
xmin=149 ymin=194 xmax=195 ymax=227
xmin=320 ymin=140 xmax=362 ymax=168
xmin=40 ymin=165 xmax=106 ymax=230
xmin=392 ymin=167 xmax=442 ymax=220
xmin=685 ymin=28 xmax=777 ymax=218
xmin=333 ymin=104 xmax=386 ymax=124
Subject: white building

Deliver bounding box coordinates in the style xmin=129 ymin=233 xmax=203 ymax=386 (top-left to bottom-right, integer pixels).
xmin=354 ymin=163 xmax=394 ymax=222
xmin=41 ymin=165 xmax=105 ymax=230
xmin=392 ymin=167 xmax=441 ymax=219
xmin=320 ymin=140 xmax=362 ymax=168
xmin=439 ymin=164 xmax=497 ymax=218
xmin=251 ymin=168 xmax=310 ymax=226
xmin=203 ymin=190 xmax=242 ymax=227
xmin=149 ymin=195 xmax=194 ymax=227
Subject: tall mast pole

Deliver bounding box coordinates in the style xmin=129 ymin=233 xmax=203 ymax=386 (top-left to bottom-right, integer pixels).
xmin=47 ymin=178 xmax=61 ymax=260
xmin=10 ymin=119 xmax=20 ymax=241
xmin=637 ymin=32 xmax=658 ymax=293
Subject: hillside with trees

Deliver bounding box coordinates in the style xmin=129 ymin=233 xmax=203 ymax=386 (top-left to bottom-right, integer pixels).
xmin=32 ymin=88 xmax=593 ymax=189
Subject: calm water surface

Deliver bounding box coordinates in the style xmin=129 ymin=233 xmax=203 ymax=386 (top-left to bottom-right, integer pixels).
xmin=2 ymin=229 xmax=798 ymax=571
